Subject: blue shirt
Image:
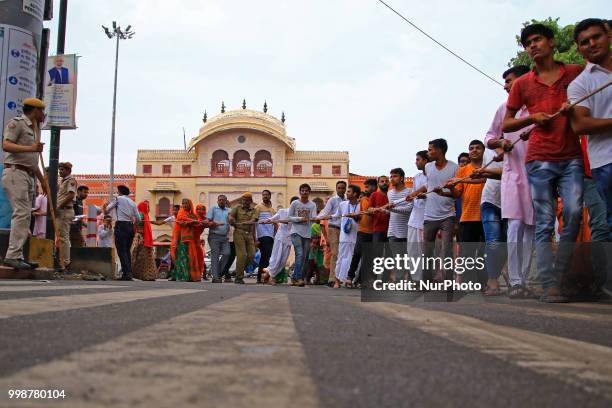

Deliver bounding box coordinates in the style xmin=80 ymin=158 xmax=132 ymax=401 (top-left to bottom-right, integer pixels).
xmin=206 ymin=205 xmax=230 ymax=236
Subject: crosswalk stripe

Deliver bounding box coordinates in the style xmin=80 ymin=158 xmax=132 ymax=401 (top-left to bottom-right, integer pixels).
xmin=0 ymin=289 xmax=202 ymax=319
xmin=0 ymin=281 xmax=54 ymax=285
xmin=358 ymin=300 xmax=612 ymax=400
xmin=0 ymin=293 xmax=319 ymax=408
xmin=0 ymin=284 xmax=124 ymax=293
xmin=473 ymin=302 xmax=612 ymax=325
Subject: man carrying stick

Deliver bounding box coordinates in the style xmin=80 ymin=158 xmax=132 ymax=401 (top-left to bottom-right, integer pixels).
xmin=502 ymin=23 xmax=584 ymax=303
xmin=568 ymin=18 xmax=612 ymax=241
xmin=2 ymin=98 xmax=47 ymax=269
xmin=418 ymin=139 xmax=459 ymax=284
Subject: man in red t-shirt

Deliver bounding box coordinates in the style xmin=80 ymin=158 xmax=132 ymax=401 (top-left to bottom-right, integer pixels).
xmin=502 ymin=23 xmax=584 ymax=303
xmin=368 ymin=175 xmax=390 ymax=242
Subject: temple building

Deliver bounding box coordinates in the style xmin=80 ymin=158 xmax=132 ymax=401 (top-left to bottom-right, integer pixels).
xmin=135 ymin=102 xmax=350 ymax=240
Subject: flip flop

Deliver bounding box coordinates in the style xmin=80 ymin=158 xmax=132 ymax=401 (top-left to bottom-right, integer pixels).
xmin=484 ymin=287 xmax=502 ymax=297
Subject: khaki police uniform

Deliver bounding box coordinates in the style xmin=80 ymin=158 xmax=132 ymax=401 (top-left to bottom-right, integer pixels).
xmin=231 ymin=204 xmax=257 ymax=279
xmin=2 ymin=115 xmax=39 ymax=261
xmin=57 ymin=170 xmax=77 ymax=264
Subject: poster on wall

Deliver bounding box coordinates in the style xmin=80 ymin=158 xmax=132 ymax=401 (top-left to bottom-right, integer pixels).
xmin=0 ymin=24 xmax=38 ymax=129
xmin=43 ymin=53 xmax=78 ymax=129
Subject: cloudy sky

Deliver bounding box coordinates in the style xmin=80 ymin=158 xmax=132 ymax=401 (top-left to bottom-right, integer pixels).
xmin=42 ymin=0 xmax=605 ymax=176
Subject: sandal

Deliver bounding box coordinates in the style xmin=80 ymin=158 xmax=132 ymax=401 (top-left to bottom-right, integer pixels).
xmin=508 ymin=285 xmax=525 ymax=299
xmin=484 ymin=287 xmax=502 ymax=297
xmin=261 ymin=271 xmax=270 ymax=284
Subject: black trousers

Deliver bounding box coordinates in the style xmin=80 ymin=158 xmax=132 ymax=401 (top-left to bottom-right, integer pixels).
xmin=348 ymin=232 xmax=373 ymax=281
xmin=115 ymin=221 xmax=135 ymax=279
xmin=222 ymin=242 xmax=236 ymax=278
xmin=257 ymin=236 xmax=274 ymax=280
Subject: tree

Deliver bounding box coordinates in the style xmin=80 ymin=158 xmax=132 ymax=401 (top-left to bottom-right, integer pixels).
xmin=509 ymin=17 xmax=584 ymax=67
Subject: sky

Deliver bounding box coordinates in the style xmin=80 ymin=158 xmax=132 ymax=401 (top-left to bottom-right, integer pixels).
xmin=41 ymin=0 xmax=606 ymax=176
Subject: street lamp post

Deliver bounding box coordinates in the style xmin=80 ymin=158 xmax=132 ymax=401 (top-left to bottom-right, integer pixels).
xmin=102 ymin=22 xmax=134 ymax=200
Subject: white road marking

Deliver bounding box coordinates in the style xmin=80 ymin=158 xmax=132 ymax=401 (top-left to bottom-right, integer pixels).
xmin=0 ymin=289 xmax=202 ymax=319
xmin=360 ymin=300 xmax=612 ymax=400
xmin=0 ymin=285 xmax=124 ymax=292
xmin=0 ymin=293 xmax=318 ymax=408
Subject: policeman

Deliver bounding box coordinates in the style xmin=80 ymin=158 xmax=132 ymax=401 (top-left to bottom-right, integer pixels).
xmin=2 ymin=98 xmax=46 ymax=269
xmin=229 ymin=192 xmax=257 ymax=284
xmin=57 ymin=162 xmax=77 ymax=269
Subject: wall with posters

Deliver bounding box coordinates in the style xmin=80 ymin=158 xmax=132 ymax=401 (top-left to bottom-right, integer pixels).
xmin=0 ymin=1 xmax=44 ymax=229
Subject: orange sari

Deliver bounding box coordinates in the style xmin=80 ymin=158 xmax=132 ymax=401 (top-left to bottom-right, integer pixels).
xmin=174 ymin=200 xmax=203 ymax=282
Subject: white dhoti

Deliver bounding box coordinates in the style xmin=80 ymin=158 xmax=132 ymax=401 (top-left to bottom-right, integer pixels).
xmin=507 ymin=219 xmax=535 ymax=287
xmin=335 ymin=241 xmax=356 ymax=282
xmin=267 ymin=238 xmax=292 ymax=277
xmin=406 ymin=226 xmax=424 ymax=281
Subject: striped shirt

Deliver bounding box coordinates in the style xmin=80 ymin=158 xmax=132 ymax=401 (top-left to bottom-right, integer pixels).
xmin=387 ymin=187 xmax=412 ymax=239
xmin=255 ymin=203 xmax=276 ymax=238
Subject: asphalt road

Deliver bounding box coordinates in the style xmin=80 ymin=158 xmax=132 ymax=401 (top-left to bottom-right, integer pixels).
xmin=0 ymin=279 xmax=611 ymax=408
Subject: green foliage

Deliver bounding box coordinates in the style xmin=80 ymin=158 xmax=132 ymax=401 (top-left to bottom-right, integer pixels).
xmin=509 ymin=17 xmax=584 ymax=67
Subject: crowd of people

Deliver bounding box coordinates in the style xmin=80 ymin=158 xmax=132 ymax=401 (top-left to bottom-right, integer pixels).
xmin=2 ymin=20 xmax=611 ymax=303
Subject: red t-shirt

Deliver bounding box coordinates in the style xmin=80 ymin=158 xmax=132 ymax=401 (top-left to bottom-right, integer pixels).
xmin=580 ymin=135 xmax=592 ymax=178
xmin=506 ymin=63 xmax=583 ymax=163
xmin=368 ymin=190 xmax=389 ymax=233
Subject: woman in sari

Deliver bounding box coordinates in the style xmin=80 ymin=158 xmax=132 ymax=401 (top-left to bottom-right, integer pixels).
xmin=132 ymin=201 xmax=159 ymax=281
xmin=173 ymin=199 xmax=203 ymax=281
xmin=193 ymin=204 xmax=209 ymax=280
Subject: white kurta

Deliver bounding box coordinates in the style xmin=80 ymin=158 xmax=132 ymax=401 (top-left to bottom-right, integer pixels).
xmin=267 ymin=240 xmax=292 ymax=277
xmin=333 ymin=200 xmax=360 ymax=282
xmin=267 ymin=208 xmax=292 ymax=277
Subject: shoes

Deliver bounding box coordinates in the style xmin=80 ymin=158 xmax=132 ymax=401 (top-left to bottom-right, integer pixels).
xmin=211 ymin=278 xmax=222 ymax=283
xmin=539 ymin=287 xmax=569 ymax=303
xmin=223 ymin=276 xmax=233 ymax=283
xmin=3 ymin=258 xmax=32 ymax=269
xmin=24 ymin=260 xmax=39 ymax=269
xmin=296 ymin=279 xmax=305 ymax=287
xmin=234 ymin=278 xmax=245 ymax=284
xmin=119 ymin=276 xmax=134 ymax=281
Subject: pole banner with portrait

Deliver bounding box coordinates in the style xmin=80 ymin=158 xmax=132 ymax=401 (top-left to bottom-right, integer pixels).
xmin=43 ymin=53 xmax=78 ymax=129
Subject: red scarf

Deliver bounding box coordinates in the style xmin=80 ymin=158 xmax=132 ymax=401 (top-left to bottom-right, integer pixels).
xmin=137 ymin=201 xmax=154 ymax=248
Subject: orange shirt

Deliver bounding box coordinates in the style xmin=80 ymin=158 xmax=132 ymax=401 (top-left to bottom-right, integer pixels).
xmin=454 ymin=163 xmax=484 ymax=222
xmin=358 ymin=196 xmax=373 ymax=233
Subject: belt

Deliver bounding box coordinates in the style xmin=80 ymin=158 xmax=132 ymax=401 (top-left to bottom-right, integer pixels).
xmin=4 ymin=163 xmax=34 ymax=177
xmin=329 ymin=224 xmax=340 ymax=229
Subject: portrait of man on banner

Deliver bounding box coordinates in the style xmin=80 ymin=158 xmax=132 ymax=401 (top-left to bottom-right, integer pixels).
xmin=47 ymin=55 xmax=71 ymax=85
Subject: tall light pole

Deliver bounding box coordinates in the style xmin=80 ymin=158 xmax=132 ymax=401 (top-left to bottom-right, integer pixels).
xmin=101 ymin=22 xmax=135 ymax=199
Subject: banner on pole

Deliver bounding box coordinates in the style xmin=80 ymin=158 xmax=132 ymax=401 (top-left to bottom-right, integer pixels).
xmin=43 ymin=53 xmax=77 ymax=129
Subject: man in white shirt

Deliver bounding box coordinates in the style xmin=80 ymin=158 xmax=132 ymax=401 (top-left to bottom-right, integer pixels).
xmin=317 ymin=181 xmax=346 ymax=284
xmin=262 ymin=196 xmax=299 ymax=284
xmin=333 ymin=185 xmax=361 ymax=288
xmin=415 ymin=139 xmax=459 ymax=283
xmin=406 ymin=151 xmax=430 ymax=281
xmin=568 ymin=18 xmax=612 ymax=298
xmin=105 ymin=185 xmax=139 ymax=280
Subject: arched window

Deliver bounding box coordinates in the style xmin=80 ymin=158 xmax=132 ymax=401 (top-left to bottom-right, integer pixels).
xmin=254 ymin=150 xmax=272 ymax=176
xmin=211 ymin=150 xmax=229 ymax=176
xmin=233 ymin=150 xmax=251 ymax=176
xmin=157 ymin=197 xmax=170 ymax=217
